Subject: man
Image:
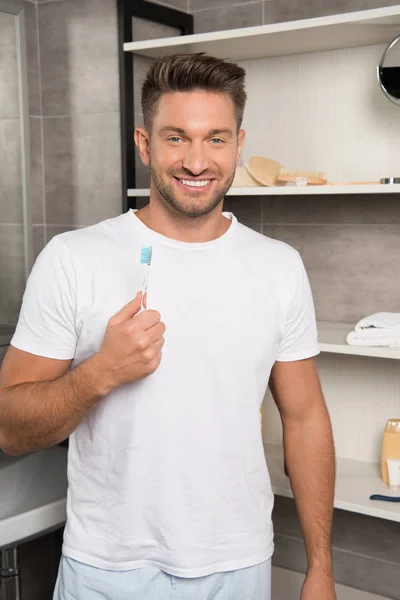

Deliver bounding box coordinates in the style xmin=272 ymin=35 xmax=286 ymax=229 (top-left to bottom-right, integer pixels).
xmin=0 ymin=53 xmax=336 ymax=599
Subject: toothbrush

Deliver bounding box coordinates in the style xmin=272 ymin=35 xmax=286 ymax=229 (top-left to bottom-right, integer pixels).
xmin=140 ymin=245 xmax=152 ymax=312
xmin=370 ymin=494 xmax=400 ymax=503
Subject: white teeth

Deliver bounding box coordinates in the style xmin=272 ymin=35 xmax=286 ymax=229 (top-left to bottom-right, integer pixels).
xmin=179 ymin=179 xmax=211 ymax=187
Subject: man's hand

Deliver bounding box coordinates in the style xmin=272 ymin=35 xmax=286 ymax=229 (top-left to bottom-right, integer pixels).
xmin=301 ymin=567 xmax=337 ymax=600
xmin=92 ymin=291 xmax=166 ymax=394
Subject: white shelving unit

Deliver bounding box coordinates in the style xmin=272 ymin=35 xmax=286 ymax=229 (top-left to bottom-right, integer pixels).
xmin=126 ymin=5 xmax=400 ymax=194
xmin=126 ymin=6 xmax=400 ymax=520
xmin=124 ymin=6 xmax=400 ymax=60
xmin=264 ymin=444 xmax=400 ymax=522
xmin=128 ymin=184 xmax=400 ymax=197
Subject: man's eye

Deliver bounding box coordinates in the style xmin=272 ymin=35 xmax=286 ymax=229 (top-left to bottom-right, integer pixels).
xmin=210 ymin=138 xmax=224 ymax=144
xmin=168 ymin=137 xmax=183 ymax=143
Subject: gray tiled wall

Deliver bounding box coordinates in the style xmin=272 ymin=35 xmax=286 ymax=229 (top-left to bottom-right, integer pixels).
xmin=273 ymin=496 xmax=400 ymax=600
xmin=36 ymin=0 xmax=122 ymax=239
xmin=190 ymin=0 xmax=400 ymax=33
xmin=0 ymin=9 xmax=26 ymax=324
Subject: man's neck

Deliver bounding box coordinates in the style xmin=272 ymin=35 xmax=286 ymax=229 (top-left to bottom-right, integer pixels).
xmin=135 ymin=200 xmax=231 ymax=244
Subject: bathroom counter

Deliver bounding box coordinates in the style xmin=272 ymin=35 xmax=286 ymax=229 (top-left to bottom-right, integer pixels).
xmin=0 ymin=446 xmax=68 ymax=548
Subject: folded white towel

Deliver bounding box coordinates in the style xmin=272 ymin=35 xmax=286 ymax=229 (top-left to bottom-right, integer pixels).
xmin=350 ymin=327 xmax=400 ymax=339
xmin=355 ymin=312 xmax=400 ymax=331
xmin=347 ymin=330 xmax=400 ymax=347
xmin=347 ymin=313 xmax=400 ymax=347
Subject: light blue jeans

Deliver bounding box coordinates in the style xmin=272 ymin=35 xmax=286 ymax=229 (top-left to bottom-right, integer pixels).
xmin=53 ymin=555 xmax=271 ymax=600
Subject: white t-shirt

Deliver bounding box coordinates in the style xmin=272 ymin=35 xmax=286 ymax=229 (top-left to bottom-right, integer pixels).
xmin=11 ymin=209 xmax=320 ymax=576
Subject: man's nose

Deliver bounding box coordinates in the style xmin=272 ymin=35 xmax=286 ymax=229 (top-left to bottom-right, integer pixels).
xmin=182 ymin=143 xmax=209 ymax=175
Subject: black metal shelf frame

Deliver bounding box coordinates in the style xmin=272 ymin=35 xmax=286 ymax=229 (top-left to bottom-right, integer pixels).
xmin=117 ymin=0 xmax=193 ymax=211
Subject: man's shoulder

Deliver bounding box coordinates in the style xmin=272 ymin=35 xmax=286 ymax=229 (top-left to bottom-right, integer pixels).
xmin=50 ymin=211 xmax=131 ymax=253
xmin=235 ymin=220 xmax=300 ymax=264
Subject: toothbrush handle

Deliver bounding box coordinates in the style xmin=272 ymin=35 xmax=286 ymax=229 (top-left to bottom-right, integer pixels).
xmin=369 ymin=494 xmax=400 ymax=502
xmin=140 ymin=267 xmax=150 ymax=312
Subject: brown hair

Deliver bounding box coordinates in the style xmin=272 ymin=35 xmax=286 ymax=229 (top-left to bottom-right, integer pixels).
xmin=141 ymin=52 xmax=247 ymax=132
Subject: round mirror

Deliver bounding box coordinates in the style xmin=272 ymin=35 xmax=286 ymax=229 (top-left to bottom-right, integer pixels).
xmin=378 ymin=34 xmax=400 ymax=106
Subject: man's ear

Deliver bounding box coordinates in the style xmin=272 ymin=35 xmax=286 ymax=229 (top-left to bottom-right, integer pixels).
xmin=236 ymin=129 xmax=246 ymax=165
xmin=134 ymin=126 xmax=150 ymax=166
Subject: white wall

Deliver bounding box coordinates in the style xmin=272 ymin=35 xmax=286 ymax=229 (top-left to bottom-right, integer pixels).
xmin=240 ymin=44 xmax=400 ymax=182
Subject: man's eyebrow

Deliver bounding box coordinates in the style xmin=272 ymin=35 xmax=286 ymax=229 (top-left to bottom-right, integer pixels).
xmin=207 ymin=128 xmax=233 ymax=138
xmin=158 ymin=126 xmax=234 ymax=138
xmin=158 ymin=126 xmax=186 ymax=135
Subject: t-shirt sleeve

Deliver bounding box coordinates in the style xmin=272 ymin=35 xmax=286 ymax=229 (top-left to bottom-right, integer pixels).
xmin=10 ymin=236 xmax=78 ymax=360
xmin=276 ymin=250 xmax=320 ymax=362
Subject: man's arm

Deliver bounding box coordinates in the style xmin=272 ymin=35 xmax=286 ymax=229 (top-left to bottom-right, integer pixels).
xmin=269 ymin=356 xmax=336 ymax=597
xmin=0 ymin=294 xmax=165 ymax=456
xmin=0 ymin=346 xmax=108 ymax=455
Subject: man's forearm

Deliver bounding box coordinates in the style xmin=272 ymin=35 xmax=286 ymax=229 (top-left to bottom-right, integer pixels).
xmin=283 ymin=404 xmax=336 ymax=571
xmin=0 ymin=354 xmax=112 ymax=455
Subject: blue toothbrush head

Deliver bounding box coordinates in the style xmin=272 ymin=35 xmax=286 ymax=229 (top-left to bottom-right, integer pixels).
xmin=140 ymin=245 xmax=152 ymax=265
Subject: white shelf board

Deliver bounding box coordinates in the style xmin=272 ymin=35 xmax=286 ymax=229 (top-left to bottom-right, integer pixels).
xmin=124 ymin=6 xmax=400 ymax=60
xmin=128 ymin=188 xmax=151 ymax=197
xmin=264 ymin=443 xmax=400 ymax=522
xmin=317 ymin=321 xmax=400 ymax=360
xmin=128 ymin=184 xmax=400 ymax=197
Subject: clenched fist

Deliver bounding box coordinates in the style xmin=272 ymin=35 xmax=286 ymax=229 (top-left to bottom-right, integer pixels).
xmin=94 ymin=292 xmax=166 ymax=393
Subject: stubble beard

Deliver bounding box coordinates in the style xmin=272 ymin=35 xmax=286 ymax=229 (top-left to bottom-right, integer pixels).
xmin=150 ymin=166 xmax=236 ymax=218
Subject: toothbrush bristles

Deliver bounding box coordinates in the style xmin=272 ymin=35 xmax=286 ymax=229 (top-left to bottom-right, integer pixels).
xmin=140 ymin=246 xmax=152 ymax=265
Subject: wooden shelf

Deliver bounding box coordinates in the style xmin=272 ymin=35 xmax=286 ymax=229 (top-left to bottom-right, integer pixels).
xmin=124 ymin=6 xmax=400 ymax=60
xmin=317 ymin=321 xmax=400 ymax=360
xmin=128 ymin=184 xmax=400 ymax=197
xmin=264 ymin=443 xmax=400 ymax=522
